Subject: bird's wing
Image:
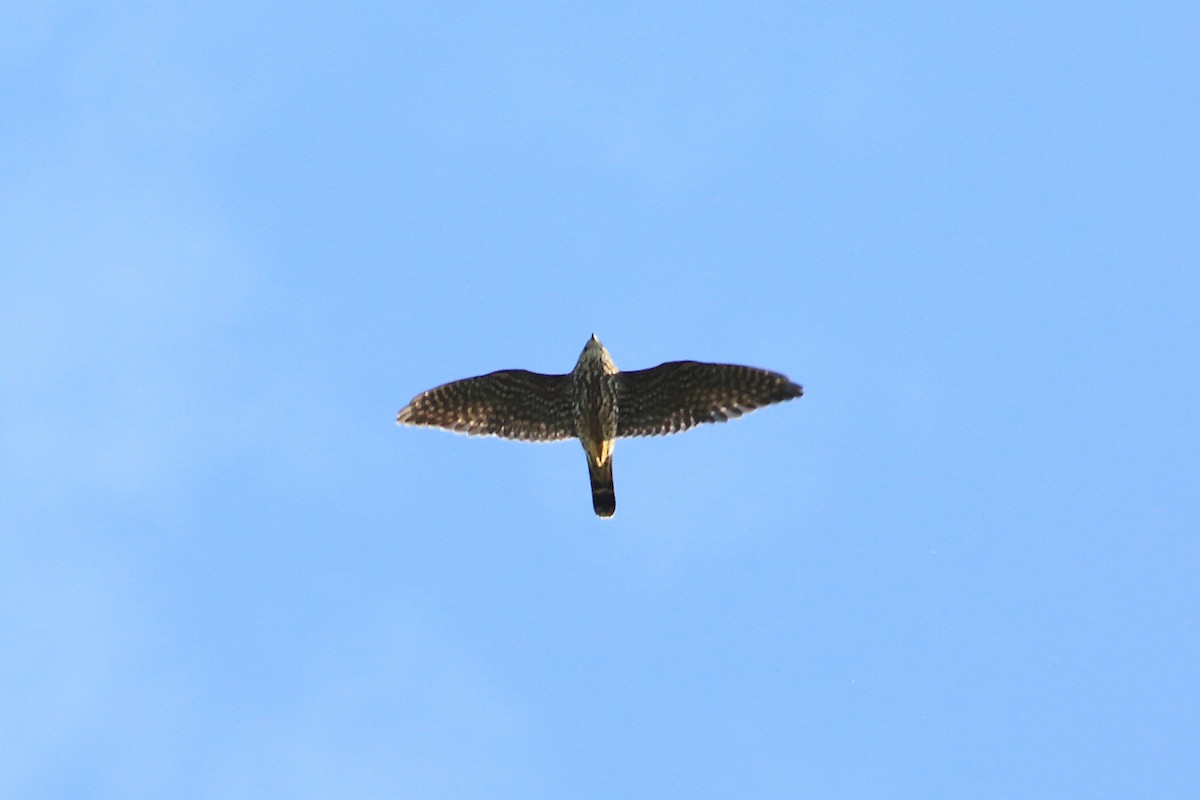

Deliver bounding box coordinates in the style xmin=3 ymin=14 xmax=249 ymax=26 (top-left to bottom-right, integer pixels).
xmin=396 ymin=369 xmax=577 ymax=441
xmin=615 ymin=361 xmax=802 ymax=437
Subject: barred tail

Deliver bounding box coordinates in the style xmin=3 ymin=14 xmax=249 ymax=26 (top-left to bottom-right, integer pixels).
xmin=588 ymin=457 xmax=616 ymax=518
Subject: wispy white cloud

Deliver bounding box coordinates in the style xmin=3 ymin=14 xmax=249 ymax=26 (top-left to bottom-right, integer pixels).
xmin=202 ymin=610 xmax=560 ymax=798
xmin=0 ymin=160 xmax=258 ymax=507
xmin=0 ymin=17 xmax=267 ymax=793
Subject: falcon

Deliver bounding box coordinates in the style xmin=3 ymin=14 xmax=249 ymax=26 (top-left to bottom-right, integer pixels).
xmin=396 ymin=335 xmax=803 ymax=517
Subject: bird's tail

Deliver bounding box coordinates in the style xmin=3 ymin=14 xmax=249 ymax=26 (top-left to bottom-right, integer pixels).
xmin=588 ymin=457 xmax=616 ymax=518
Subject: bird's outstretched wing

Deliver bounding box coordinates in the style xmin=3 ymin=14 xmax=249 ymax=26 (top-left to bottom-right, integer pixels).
xmin=396 ymin=369 xmax=577 ymax=441
xmin=615 ymin=361 xmax=802 ymax=437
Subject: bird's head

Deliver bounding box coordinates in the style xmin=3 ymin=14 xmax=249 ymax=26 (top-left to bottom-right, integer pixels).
xmin=576 ymin=334 xmax=617 ymax=373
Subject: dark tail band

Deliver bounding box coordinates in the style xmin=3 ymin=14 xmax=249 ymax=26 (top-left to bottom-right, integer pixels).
xmin=588 ymin=458 xmax=616 ymax=518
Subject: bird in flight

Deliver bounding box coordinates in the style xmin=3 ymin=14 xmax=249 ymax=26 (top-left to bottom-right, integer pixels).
xmin=396 ymin=334 xmax=803 ymax=517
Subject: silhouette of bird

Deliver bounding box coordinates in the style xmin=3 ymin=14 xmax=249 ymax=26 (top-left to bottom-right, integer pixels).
xmin=396 ymin=334 xmax=803 ymax=517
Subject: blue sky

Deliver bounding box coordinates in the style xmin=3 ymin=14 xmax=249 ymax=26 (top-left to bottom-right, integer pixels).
xmin=2 ymin=2 xmax=1198 ymax=797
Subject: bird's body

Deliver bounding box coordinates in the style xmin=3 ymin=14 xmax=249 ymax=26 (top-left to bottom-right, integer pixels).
xmin=396 ymin=335 xmax=802 ymax=517
xmin=571 ymin=338 xmax=620 ymax=515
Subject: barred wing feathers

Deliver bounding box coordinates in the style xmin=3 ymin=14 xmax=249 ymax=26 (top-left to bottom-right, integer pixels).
xmin=396 ymin=370 xmax=576 ymax=442
xmin=615 ymin=361 xmax=802 ymax=437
